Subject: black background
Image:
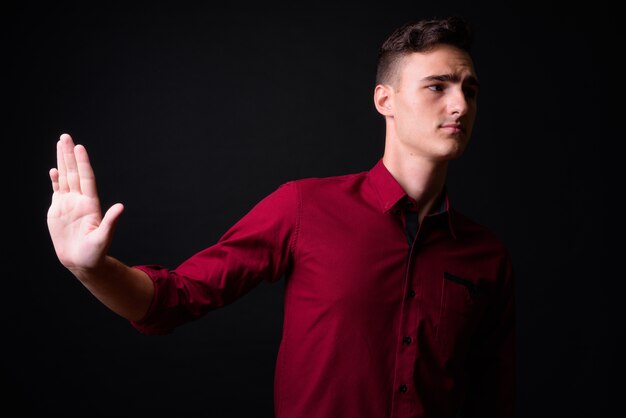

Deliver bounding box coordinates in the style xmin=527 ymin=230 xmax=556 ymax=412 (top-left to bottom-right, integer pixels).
xmin=5 ymin=2 xmax=624 ymax=417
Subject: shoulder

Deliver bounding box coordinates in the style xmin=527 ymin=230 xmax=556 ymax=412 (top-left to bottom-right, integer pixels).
xmin=286 ymin=170 xmax=369 ymax=194
xmin=256 ymin=170 xmax=368 ymax=212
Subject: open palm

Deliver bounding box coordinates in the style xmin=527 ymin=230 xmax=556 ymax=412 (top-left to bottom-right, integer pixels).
xmin=47 ymin=134 xmax=124 ymax=272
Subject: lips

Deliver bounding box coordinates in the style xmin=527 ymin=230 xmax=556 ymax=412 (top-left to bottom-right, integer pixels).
xmin=440 ymin=123 xmax=465 ymax=134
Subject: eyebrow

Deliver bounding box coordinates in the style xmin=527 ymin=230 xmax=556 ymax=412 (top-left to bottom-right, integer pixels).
xmin=421 ymin=74 xmax=481 ymax=89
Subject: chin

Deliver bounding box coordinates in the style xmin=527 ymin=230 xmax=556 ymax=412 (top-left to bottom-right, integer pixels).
xmin=437 ymin=142 xmax=467 ymax=160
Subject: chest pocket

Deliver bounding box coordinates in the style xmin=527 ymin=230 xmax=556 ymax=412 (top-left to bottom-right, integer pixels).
xmin=442 ymin=272 xmax=483 ymax=314
xmin=435 ymin=272 xmax=487 ymax=362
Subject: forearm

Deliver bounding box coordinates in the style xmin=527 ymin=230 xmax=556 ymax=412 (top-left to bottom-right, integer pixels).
xmin=70 ymin=255 xmax=154 ymax=321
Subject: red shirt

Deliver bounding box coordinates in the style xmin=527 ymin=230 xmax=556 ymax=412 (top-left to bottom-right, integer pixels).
xmin=131 ymin=159 xmax=516 ymax=418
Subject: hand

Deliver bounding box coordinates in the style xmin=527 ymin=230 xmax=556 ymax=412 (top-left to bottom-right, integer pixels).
xmin=47 ymin=133 xmax=124 ymax=275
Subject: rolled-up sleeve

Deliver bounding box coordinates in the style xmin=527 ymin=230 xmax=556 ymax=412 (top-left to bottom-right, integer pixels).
xmin=130 ymin=181 xmax=299 ymax=335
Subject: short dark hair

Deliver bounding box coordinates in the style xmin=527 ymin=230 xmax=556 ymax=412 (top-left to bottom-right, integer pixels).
xmin=376 ymin=16 xmax=474 ymax=85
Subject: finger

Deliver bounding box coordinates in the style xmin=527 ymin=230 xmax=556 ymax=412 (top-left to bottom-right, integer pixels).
xmin=100 ymin=203 xmax=125 ymax=236
xmin=74 ymin=144 xmax=99 ymax=199
xmin=49 ymin=168 xmax=59 ymax=193
xmin=56 ymin=137 xmax=68 ymax=193
xmin=60 ymin=133 xmax=82 ymax=193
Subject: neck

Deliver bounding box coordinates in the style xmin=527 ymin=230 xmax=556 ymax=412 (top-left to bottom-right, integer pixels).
xmin=382 ymin=149 xmax=448 ymax=222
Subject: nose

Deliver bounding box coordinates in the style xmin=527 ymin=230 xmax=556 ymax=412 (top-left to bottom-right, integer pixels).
xmin=448 ymin=87 xmax=469 ymax=116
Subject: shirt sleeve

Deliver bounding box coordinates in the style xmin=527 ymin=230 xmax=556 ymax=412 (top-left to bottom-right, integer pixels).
xmin=460 ymin=250 xmax=516 ymax=418
xmin=130 ymin=181 xmax=299 ymax=335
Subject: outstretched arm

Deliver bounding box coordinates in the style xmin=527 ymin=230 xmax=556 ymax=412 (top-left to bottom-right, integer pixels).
xmin=47 ymin=133 xmax=154 ymax=321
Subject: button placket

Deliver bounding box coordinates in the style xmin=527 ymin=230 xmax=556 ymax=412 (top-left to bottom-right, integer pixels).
xmin=391 ymin=254 xmax=419 ymax=415
xmin=391 ymin=198 xmax=420 ymax=416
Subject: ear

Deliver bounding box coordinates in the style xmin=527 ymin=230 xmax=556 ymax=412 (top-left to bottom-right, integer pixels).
xmin=374 ymin=84 xmax=394 ymax=116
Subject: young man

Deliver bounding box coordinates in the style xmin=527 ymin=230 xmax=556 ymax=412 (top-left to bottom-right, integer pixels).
xmin=47 ymin=16 xmax=515 ymax=418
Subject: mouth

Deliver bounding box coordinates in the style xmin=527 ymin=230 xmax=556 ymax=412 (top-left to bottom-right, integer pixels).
xmin=440 ymin=122 xmax=465 ymax=135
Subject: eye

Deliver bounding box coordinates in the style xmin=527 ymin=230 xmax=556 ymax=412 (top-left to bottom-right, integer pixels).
xmin=427 ymin=84 xmax=444 ymax=92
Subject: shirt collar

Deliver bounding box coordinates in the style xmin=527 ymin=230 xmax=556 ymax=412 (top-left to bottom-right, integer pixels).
xmin=368 ymin=159 xmax=407 ymax=214
xmin=367 ymin=159 xmax=458 ymax=238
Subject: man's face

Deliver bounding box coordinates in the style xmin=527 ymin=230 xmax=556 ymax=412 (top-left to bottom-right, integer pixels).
xmin=387 ymin=44 xmax=479 ymax=162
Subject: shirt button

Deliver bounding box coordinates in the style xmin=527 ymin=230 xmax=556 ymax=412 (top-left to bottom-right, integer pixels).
xmin=408 ymin=290 xmax=416 ymax=298
xmin=402 ymin=336 xmax=412 ymax=345
xmin=399 ymin=384 xmax=408 ymax=393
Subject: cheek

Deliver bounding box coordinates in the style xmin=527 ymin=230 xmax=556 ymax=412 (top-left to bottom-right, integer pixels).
xmin=468 ymin=102 xmax=478 ymax=117
xmin=468 ymin=110 xmax=478 ymax=130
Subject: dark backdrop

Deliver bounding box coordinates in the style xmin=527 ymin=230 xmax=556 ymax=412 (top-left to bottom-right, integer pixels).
xmin=5 ymin=2 xmax=624 ymax=417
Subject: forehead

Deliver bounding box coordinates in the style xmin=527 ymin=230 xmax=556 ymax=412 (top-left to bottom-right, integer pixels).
xmin=399 ymin=44 xmax=477 ymax=82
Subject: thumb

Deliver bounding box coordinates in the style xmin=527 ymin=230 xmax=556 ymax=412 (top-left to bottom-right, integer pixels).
xmin=100 ymin=203 xmax=125 ymax=236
